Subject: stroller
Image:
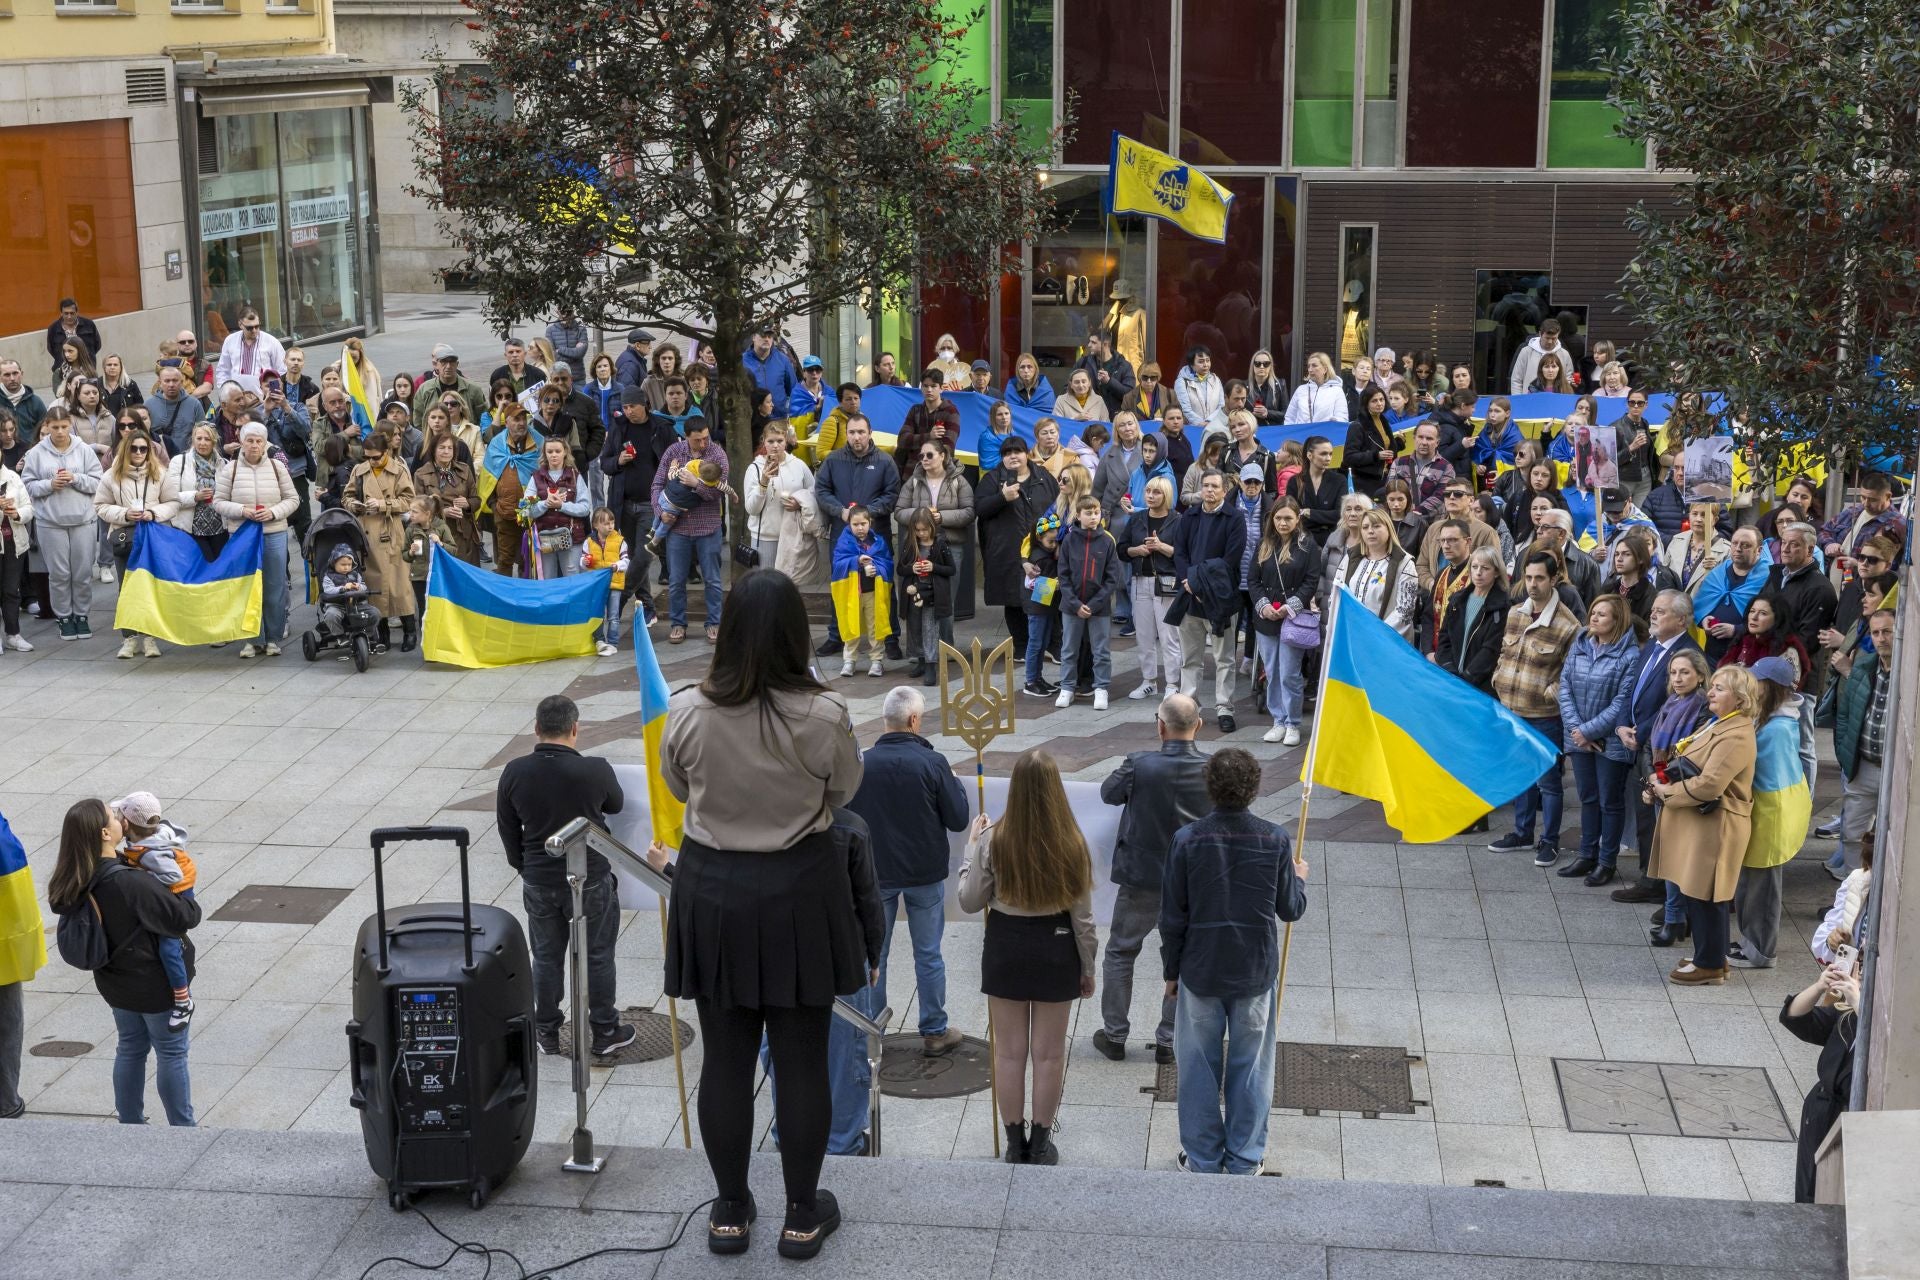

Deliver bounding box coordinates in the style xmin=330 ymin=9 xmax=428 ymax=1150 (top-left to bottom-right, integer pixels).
xmin=300 ymin=507 xmax=384 ymax=672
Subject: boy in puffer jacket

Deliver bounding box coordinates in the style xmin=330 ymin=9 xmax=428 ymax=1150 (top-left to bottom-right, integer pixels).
xmin=1054 ymin=494 xmax=1124 ymax=710
xmin=113 ymin=791 xmax=199 ymax=1029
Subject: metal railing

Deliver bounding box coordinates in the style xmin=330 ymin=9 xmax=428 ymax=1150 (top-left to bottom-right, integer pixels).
xmin=543 ymin=817 xmax=892 ymax=1169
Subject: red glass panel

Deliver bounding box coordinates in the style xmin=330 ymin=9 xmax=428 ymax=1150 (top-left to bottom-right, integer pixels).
xmin=1155 ymin=177 xmax=1266 ymax=385
xmin=0 ymin=121 xmax=143 ymax=339
xmin=1179 ymin=0 xmax=1288 ymax=165
xmin=1062 ymin=0 xmax=1173 ymax=165
xmin=1404 ymin=0 xmax=1545 ymax=168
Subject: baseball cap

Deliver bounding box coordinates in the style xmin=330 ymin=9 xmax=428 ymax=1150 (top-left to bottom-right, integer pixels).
xmin=1600 ymin=486 xmax=1629 ymax=514
xmin=971 ymin=359 xmax=992 ymax=373
xmin=1238 ymin=463 xmax=1266 ymax=483
xmin=1751 ymin=656 xmax=1798 ymax=688
xmin=431 ymin=343 xmax=457 ymax=360
xmin=801 ymin=354 xmax=823 ymax=370
xmin=112 ymin=791 xmax=165 ymax=826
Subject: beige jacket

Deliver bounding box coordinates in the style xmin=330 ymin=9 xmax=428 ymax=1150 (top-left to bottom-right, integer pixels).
xmin=0 ymin=467 xmax=31 ymax=551
xmin=213 ymin=456 xmax=299 ymax=534
xmin=94 ymin=467 xmax=183 ymax=528
xmin=661 ymin=686 xmax=863 ymax=852
xmin=956 ymin=827 xmax=1098 ymax=978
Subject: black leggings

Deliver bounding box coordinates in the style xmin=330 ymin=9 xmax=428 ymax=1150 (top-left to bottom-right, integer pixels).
xmin=1002 ymin=606 xmax=1029 ymax=656
xmin=696 ymin=999 xmax=832 ymax=1208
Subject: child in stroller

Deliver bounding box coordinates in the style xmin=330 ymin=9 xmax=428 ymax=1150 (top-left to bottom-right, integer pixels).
xmin=301 ymin=507 xmax=384 ymax=671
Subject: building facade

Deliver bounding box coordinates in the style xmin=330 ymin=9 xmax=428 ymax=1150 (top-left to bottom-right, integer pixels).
xmin=0 ymin=0 xmax=398 ymax=389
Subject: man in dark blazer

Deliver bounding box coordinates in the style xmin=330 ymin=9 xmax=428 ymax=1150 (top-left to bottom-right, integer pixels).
xmin=1093 ymin=693 xmax=1211 ymax=1064
xmin=1607 ymin=588 xmax=1702 ymax=904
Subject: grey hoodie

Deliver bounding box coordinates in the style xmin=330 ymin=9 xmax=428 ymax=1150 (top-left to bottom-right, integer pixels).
xmin=20 ymin=434 xmax=103 ymax=526
xmin=124 ymin=819 xmax=193 ymax=888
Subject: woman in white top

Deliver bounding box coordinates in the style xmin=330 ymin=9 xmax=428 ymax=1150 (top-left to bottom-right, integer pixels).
xmin=166 ymin=423 xmax=224 ymax=540
xmin=95 ymin=431 xmax=181 ymax=658
xmin=1284 ymin=352 xmax=1350 ymax=424
xmin=1595 ymin=360 xmax=1632 ymax=398
xmin=957 ymin=748 xmax=1096 ymax=1168
xmin=1051 ymin=368 xmax=1110 ymax=423
xmin=1334 ymin=509 xmax=1420 ymax=638
xmin=743 ymin=421 xmax=819 ymax=579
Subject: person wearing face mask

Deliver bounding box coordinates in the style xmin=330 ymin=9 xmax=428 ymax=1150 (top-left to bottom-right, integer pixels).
xmin=214 ymin=423 xmax=300 ymax=658
xmin=344 ymin=429 xmax=420 ymax=652
xmin=20 ymin=407 xmax=103 ymax=640
xmin=926 ymin=333 xmax=969 ymax=390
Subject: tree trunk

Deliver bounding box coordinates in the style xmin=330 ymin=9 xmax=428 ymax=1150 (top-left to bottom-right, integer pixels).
xmin=711 ymin=310 xmax=757 ymax=579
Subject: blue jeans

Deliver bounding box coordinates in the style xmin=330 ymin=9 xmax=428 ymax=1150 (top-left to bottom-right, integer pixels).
xmin=665 ymin=529 xmax=723 ymax=629
xmin=111 ymin=1006 xmax=194 ymax=1126
xmin=1024 ymin=612 xmax=1055 ymax=686
xmin=596 ymin=589 xmax=623 ymax=646
xmin=157 ymin=889 xmax=195 ymax=991
xmin=1510 ymin=715 xmax=1565 ymax=845
xmin=255 ymin=528 xmax=288 ymax=645
xmin=1112 ymin=562 xmax=1133 ymax=622
xmin=877 ymin=884 xmax=949 ymax=1037
xmin=1057 ymin=611 xmax=1112 ymax=691
xmin=1568 ymin=751 xmax=1631 ymax=867
xmin=1255 ymin=631 xmax=1308 ymax=727
xmin=1174 ymin=984 xmax=1275 ymax=1174
xmin=765 ymin=981 xmax=877 ymax=1156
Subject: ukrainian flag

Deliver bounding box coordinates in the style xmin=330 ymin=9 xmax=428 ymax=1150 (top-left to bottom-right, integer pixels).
xmin=341 ymin=348 xmax=376 ymax=434
xmin=1105 ymin=132 xmax=1234 ymax=244
xmin=632 ymin=616 xmax=685 ymax=848
xmin=114 ymin=522 xmax=263 ymax=646
xmin=421 ymin=544 xmax=607 ymax=668
xmin=0 ymin=807 xmax=46 ymax=987
xmin=1308 ymin=587 xmax=1559 ymax=842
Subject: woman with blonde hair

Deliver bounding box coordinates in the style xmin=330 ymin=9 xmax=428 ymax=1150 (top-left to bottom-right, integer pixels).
xmin=340 ymin=337 xmax=381 ymax=408
xmin=1335 ymin=509 xmax=1419 ymax=638
xmin=1122 ymin=472 xmax=1183 ymax=698
xmin=1121 ymin=361 xmax=1170 ymax=420
xmin=958 ymin=749 xmax=1095 ymax=1165
xmin=1031 ymin=417 xmax=1070 ymax=479
xmin=95 ymin=430 xmax=180 ymax=658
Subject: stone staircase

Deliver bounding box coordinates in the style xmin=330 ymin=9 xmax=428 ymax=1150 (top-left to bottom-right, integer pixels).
xmin=0 ymin=1117 xmax=1845 ymax=1279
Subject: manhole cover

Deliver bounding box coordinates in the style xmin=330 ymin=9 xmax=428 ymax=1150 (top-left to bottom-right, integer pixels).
xmin=29 ymin=1040 xmax=92 ymax=1058
xmin=558 ymin=1008 xmax=694 ymax=1066
xmin=878 ymin=1033 xmax=993 ymax=1099
xmin=1150 ymin=1042 xmax=1417 ymax=1116
xmin=210 ymin=884 xmax=352 ymax=926
xmin=1554 ymin=1058 xmax=1792 ymax=1141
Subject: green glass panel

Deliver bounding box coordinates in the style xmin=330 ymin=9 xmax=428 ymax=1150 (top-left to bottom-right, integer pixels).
xmin=1002 ymin=0 xmax=1053 ymax=148
xmin=1293 ymin=100 xmax=1354 ymax=168
xmin=1545 ymin=101 xmax=1644 ymax=168
xmin=1293 ymin=0 xmax=1355 ymax=166
xmin=936 ymin=0 xmax=991 ymax=132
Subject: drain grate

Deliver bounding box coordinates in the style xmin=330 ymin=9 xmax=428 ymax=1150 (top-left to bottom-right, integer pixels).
xmin=1554 ymin=1058 xmax=1793 ymax=1141
xmin=878 ymin=1033 xmax=994 ymax=1099
xmin=210 ymin=884 xmax=352 ymax=926
xmin=558 ymin=1008 xmax=694 ymax=1066
xmin=1150 ymin=1041 xmax=1418 ymax=1116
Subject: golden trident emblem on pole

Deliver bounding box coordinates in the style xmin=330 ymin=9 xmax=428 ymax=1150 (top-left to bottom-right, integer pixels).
xmin=937 ymin=635 xmax=1016 ymax=1156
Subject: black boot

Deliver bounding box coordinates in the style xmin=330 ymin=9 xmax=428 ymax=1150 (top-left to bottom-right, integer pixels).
xmin=1556 ymin=858 xmax=1598 ymax=878
xmin=1649 ymin=919 xmax=1691 ymax=947
xmin=1026 ymin=1122 xmax=1059 ymax=1166
xmin=400 ymin=615 xmax=419 ymax=653
xmin=1003 ymin=1121 xmax=1028 ymax=1164
xmin=376 ymin=620 xmax=392 ymax=652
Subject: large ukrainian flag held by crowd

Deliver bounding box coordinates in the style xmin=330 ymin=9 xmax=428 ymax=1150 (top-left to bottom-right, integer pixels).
xmin=1310 ymin=587 xmax=1559 ymax=842
xmin=115 ymin=522 xmax=263 ymax=646
xmin=1105 ymin=132 xmax=1234 ymax=244
xmin=422 ymin=545 xmax=607 ymax=668
xmin=631 ymin=618 xmax=685 ymax=848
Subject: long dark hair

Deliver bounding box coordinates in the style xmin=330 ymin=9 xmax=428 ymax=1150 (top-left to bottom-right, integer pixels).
xmin=991 ymin=750 xmax=1092 ymax=913
xmin=701 ymin=569 xmax=824 ymax=710
xmin=48 ymin=798 xmax=112 ymax=914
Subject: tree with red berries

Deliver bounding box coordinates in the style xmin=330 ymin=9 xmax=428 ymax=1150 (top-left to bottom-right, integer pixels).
xmin=1610 ymin=0 xmax=1920 ymax=473
xmin=409 ymin=0 xmax=1061 ymax=539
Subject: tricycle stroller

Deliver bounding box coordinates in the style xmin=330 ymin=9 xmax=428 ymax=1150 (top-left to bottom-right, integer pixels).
xmin=301 ymin=508 xmax=384 ymax=672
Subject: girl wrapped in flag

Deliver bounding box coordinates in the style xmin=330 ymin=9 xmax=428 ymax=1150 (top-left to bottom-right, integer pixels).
xmin=830 ymin=508 xmax=893 ymax=677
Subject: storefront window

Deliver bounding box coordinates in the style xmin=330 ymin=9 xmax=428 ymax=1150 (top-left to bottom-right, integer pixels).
xmin=1293 ymin=0 xmax=1357 ymax=167
xmin=1474 ymin=269 xmax=1552 ymax=393
xmin=1179 ymin=0 xmax=1286 ymax=165
xmin=1155 ymin=176 xmax=1264 ymax=387
xmin=200 ymin=113 xmax=284 ymax=339
xmin=1549 ymin=0 xmax=1646 ymax=167
xmin=0 ymin=121 xmax=143 ymax=340
xmin=279 ymin=108 xmax=362 ymax=338
xmin=1028 ymin=175 xmax=1146 ymax=378
xmin=1002 ymin=0 xmax=1054 ymax=151
xmin=1336 ymin=225 xmax=1375 ymax=373
xmin=1405 ymin=0 xmax=1543 ymax=167
xmin=1062 ymin=0 xmax=1171 ymax=165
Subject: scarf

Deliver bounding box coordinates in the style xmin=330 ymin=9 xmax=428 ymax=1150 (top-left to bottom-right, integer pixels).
xmin=1649 ymin=693 xmax=1710 ymax=755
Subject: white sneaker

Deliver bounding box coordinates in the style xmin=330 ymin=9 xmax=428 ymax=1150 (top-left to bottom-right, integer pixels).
xmin=1263 ymin=724 xmax=1285 ymax=743
xmin=5 ymin=634 xmax=30 ymax=652
xmin=141 ymin=636 xmax=160 ymax=658
xmin=98 ymin=564 xmax=116 ymax=584
xmin=840 ymin=659 xmax=855 ymax=678
xmin=238 ymin=643 xmax=257 ymax=659
xmin=596 ymin=641 xmax=617 ymax=656
xmin=1054 ymin=687 xmax=1074 ymax=708
xmin=263 ymin=642 xmax=281 ymax=657
xmin=867 ymin=659 xmax=884 ymax=677
xmin=117 ymin=636 xmax=139 ymax=660
xmin=1128 ymin=682 xmax=1156 ymax=701
xmin=1092 ymin=689 xmax=1108 ymax=710
xmin=1238 ymin=656 xmax=1253 ymax=675
xmin=1283 ymin=726 xmax=1301 ymax=747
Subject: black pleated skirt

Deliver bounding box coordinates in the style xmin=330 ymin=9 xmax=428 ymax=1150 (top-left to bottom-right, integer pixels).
xmin=664 ymin=830 xmax=868 ymax=1010
xmin=981 ymin=908 xmax=1080 ymax=1003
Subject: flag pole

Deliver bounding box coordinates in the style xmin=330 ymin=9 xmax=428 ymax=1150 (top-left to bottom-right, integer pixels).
xmin=658 ymin=896 xmax=692 ymax=1148
xmin=1277 ymin=587 xmax=1343 ymax=1028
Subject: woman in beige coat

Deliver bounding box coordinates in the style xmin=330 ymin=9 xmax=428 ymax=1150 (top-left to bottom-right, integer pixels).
xmin=1646 ymin=665 xmax=1758 ymax=987
xmin=344 ymin=428 xmax=419 ymax=651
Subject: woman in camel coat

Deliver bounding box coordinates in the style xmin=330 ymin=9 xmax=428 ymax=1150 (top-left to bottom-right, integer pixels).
xmin=1646 ymin=664 xmax=1758 ymax=987
xmin=344 ymin=428 xmax=419 ymax=650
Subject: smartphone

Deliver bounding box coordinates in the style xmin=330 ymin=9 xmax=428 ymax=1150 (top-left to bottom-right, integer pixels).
xmin=1832 ymin=943 xmax=1860 ymax=979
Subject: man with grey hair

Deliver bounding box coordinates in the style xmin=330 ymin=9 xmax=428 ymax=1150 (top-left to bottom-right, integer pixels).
xmin=1609 ymin=587 xmax=1702 ymax=905
xmin=845 ymin=686 xmax=970 ymax=1055
xmin=1093 ymin=692 xmax=1210 ymax=1063
xmin=1766 ymin=521 xmax=1838 ymax=693
xmin=1530 ymin=508 xmax=1603 ymax=606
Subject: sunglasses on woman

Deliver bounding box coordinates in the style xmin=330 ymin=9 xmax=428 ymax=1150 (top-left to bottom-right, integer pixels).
xmin=1141 ymin=374 xmax=1159 ymax=382
xmin=128 ymin=444 xmax=149 ymax=454
xmin=1253 ymin=359 xmax=1272 ymax=368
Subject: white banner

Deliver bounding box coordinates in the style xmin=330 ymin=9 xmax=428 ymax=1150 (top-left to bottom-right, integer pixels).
xmin=200 ymin=202 xmax=278 ymax=242
xmin=288 ymin=193 xmax=353 ymax=228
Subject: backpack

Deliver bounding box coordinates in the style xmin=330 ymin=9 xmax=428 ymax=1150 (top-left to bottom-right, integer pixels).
xmin=55 ymin=863 xmax=125 ymax=971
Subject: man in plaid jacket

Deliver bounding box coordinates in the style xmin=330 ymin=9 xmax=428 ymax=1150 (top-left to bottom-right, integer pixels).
xmin=1488 ymin=549 xmax=1581 ymax=869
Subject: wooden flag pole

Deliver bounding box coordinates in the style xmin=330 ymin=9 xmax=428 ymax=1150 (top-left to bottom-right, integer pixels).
xmin=1277 ymin=588 xmax=1343 ymax=1028
xmin=658 ymin=897 xmax=691 ymax=1148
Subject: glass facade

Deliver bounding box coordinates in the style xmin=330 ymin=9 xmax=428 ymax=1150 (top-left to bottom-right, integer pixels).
xmin=197 ymin=105 xmax=372 ymax=344
xmin=1061 ymin=0 xmax=1171 ymax=164
xmin=1155 ymin=177 xmax=1264 ymax=381
xmin=0 ymin=121 xmax=143 ymax=339
xmin=1549 ymin=0 xmax=1645 ymax=167
xmin=1179 ymin=0 xmax=1286 ymax=165
xmin=1029 ymin=175 xmax=1146 ymax=373
xmin=1292 ymin=0 xmax=1356 ymax=167
xmin=1405 ymin=0 xmax=1543 ymax=168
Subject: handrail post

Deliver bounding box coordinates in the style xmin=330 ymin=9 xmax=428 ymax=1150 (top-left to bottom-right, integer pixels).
xmin=556 ymin=830 xmax=604 ymax=1175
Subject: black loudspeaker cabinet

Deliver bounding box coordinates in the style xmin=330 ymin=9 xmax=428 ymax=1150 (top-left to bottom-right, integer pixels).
xmin=347 ymin=825 xmax=538 ymax=1210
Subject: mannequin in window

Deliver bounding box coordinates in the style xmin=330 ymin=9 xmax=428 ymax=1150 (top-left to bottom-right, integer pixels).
xmin=1339 ymin=280 xmax=1370 ymax=370
xmin=1103 ymin=279 xmax=1147 ymax=374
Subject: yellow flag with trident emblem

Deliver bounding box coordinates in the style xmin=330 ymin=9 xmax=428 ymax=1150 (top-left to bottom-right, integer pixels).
xmin=1104 ymin=132 xmax=1234 ymax=244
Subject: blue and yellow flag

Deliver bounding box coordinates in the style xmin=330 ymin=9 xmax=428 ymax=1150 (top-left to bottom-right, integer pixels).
xmin=0 ymin=807 xmax=46 ymax=986
xmin=632 ymin=614 xmax=685 ymax=849
xmin=341 ymin=350 xmax=376 ymax=434
xmin=421 ymin=545 xmax=608 ymax=668
xmin=1308 ymin=587 xmax=1558 ymax=842
xmin=1105 ymin=132 xmax=1233 ymax=244
xmin=114 ymin=522 xmax=263 ymax=647
xmin=829 ymin=529 xmax=894 ymax=644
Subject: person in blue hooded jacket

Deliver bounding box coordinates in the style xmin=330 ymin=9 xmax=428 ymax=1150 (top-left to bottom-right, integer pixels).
xmin=1003 ymin=353 xmax=1055 ymax=412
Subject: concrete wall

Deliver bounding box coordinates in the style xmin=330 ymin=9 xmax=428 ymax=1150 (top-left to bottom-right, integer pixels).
xmin=333 ymin=4 xmax=479 ymax=294
xmin=0 ymin=58 xmax=193 ymax=394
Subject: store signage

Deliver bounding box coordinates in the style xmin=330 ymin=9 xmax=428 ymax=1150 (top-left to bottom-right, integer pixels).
xmin=288 ymin=193 xmax=353 ymax=228
xmin=200 ymin=202 xmax=279 ymax=242
xmin=290 ymin=225 xmax=319 ymax=248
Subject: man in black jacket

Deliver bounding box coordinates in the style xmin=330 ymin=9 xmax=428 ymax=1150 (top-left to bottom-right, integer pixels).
xmin=495 ymin=695 xmax=632 ymax=1057
xmin=1766 ymin=520 xmax=1839 ymax=693
xmin=1161 ymin=748 xmax=1308 ymax=1175
xmin=1093 ymin=693 xmax=1209 ymax=1064
xmin=1075 ymin=330 xmax=1136 ymax=419
xmin=846 ymin=686 xmax=970 ymax=1055
xmin=1172 ymin=470 xmax=1248 ymax=732
xmin=600 ymin=385 xmax=677 ymax=620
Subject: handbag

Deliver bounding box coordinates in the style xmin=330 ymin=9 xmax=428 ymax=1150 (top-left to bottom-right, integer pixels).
xmin=1153 ymin=571 xmax=1179 ymax=598
xmin=109 ymin=525 xmax=134 ymax=557
xmin=537 ymin=525 xmax=573 ymax=554
xmin=1655 ymin=755 xmax=1720 ymax=815
xmin=1280 ymin=608 xmax=1322 ymax=651
xmin=732 ymin=541 xmax=760 ymax=569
